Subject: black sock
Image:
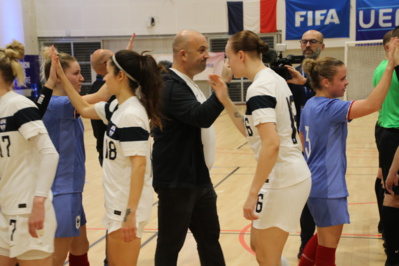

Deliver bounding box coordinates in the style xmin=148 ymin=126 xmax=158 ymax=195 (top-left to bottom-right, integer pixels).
xmin=382 ymin=206 xmax=399 ymax=264
xmin=375 ymin=177 xmax=384 ymax=232
xmin=300 ymin=204 xmax=316 ymax=248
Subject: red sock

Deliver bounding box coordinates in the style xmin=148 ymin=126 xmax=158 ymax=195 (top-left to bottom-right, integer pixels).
xmin=69 ymin=253 xmax=90 ymax=266
xmin=315 ymin=245 xmax=336 ymax=266
xmin=299 ymin=234 xmax=318 ymax=266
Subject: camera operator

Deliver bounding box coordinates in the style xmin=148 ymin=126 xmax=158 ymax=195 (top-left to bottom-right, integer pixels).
xmin=286 ymin=30 xmax=325 ymax=127
xmin=286 ymin=29 xmax=325 ymax=260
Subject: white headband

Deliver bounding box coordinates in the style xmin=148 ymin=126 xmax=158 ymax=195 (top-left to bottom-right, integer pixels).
xmin=112 ymin=54 xmax=140 ymax=85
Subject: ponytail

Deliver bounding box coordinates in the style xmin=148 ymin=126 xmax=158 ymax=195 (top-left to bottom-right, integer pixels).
xmin=111 ymin=50 xmax=163 ymax=130
xmin=137 ymin=53 xmax=163 ymax=130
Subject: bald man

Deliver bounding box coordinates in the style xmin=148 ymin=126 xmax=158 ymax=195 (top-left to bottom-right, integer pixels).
xmin=152 ymin=30 xmax=225 ymax=265
xmin=89 ymin=49 xmax=113 ymax=165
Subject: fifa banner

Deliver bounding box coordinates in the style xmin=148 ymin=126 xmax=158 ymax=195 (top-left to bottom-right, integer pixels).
xmin=227 ymin=0 xmax=277 ymax=35
xmin=153 ymin=52 xmax=225 ymax=81
xmin=285 ymin=0 xmax=350 ymax=40
xmin=356 ymin=0 xmax=398 ymax=41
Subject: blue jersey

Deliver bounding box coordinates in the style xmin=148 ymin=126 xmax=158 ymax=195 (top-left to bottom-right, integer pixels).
xmin=43 ymin=96 xmax=85 ymax=195
xmin=299 ymin=97 xmax=353 ymax=198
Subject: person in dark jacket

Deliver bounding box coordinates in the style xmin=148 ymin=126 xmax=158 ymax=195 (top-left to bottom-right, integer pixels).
xmin=89 ymin=49 xmax=113 ymax=166
xmin=152 ymin=29 xmax=225 ymax=266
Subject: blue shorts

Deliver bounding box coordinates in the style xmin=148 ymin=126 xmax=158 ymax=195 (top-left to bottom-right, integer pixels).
xmin=307 ymin=197 xmax=350 ymax=227
xmin=53 ymin=193 xmax=87 ymax=237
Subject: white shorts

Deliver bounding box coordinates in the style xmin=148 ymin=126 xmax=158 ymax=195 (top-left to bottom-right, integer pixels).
xmin=252 ymin=178 xmax=311 ymax=232
xmin=0 ymin=204 xmax=56 ymax=259
xmin=102 ymin=216 xmax=148 ymax=238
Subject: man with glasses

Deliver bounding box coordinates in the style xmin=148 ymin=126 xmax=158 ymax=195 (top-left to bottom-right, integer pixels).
xmin=286 ymin=29 xmax=325 ymax=260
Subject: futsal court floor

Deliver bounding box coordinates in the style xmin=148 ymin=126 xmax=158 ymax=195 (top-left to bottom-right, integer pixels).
xmin=73 ymin=105 xmax=386 ymax=266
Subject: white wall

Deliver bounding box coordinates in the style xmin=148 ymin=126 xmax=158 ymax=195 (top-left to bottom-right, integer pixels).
xmin=0 ymin=0 xmax=24 ymax=47
xmin=33 ymin=0 xmax=358 ymax=48
xmin=34 ymin=0 xmax=228 ymax=37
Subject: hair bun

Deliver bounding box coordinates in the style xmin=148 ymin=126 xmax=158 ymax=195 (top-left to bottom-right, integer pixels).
xmin=302 ymin=58 xmax=316 ymax=75
xmin=258 ymin=41 xmax=269 ymax=54
xmin=4 ymin=40 xmax=24 ymax=60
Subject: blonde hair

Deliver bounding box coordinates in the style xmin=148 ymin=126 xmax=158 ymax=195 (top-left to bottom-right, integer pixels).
xmin=0 ymin=40 xmax=25 ymax=86
xmin=40 ymin=46 xmax=76 ymax=82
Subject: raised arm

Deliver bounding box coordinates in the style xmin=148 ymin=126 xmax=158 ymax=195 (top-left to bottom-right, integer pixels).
xmin=35 ymin=46 xmax=57 ymax=117
xmin=348 ymin=38 xmax=399 ymax=120
xmin=209 ymin=74 xmax=246 ymax=136
xmin=82 ymin=83 xmax=111 ymax=104
xmin=83 ymin=33 xmax=136 ymax=104
xmin=52 ymin=54 xmax=100 ymax=119
xmin=126 ymin=33 xmax=136 ymax=50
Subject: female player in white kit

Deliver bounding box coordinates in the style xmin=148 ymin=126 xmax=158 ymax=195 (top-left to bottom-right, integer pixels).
xmin=209 ymin=30 xmax=311 ymax=265
xmin=0 ymin=41 xmax=59 ymax=265
xmin=297 ymin=38 xmax=399 ymax=266
xmin=49 ymin=49 xmax=162 ymax=265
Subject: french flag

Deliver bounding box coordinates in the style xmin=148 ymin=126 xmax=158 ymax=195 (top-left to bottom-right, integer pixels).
xmin=227 ymin=0 xmax=277 ymax=35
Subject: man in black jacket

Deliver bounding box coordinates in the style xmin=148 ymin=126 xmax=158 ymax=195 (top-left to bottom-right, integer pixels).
xmin=152 ymin=29 xmax=225 ymax=266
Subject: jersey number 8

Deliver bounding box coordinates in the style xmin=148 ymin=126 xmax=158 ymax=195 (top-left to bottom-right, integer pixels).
xmin=105 ymin=139 xmax=117 ymax=160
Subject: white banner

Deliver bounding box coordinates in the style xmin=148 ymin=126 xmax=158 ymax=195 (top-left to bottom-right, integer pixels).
xmin=153 ymin=52 xmax=225 ymax=81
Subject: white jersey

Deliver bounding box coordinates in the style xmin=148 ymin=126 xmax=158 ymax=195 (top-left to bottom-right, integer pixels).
xmin=0 ymin=91 xmax=52 ymax=215
xmin=95 ymin=96 xmax=153 ymax=223
xmin=245 ymin=68 xmax=311 ymax=189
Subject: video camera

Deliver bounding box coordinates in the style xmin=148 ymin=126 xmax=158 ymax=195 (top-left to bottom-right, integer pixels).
xmin=268 ymin=43 xmax=304 ymax=80
xmin=271 ymin=55 xmax=304 ymax=80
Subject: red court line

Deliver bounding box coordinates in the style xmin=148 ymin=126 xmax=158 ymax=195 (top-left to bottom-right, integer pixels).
xmin=348 ymin=202 xmax=376 ymax=205
xmin=238 ymin=224 xmax=255 ymax=255
xmin=86 ymin=226 xmax=382 ymax=238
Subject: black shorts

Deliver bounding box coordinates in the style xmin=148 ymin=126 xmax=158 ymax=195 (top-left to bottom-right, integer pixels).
xmin=379 ymin=127 xmax=399 ymax=194
xmin=375 ymin=122 xmax=384 ymax=168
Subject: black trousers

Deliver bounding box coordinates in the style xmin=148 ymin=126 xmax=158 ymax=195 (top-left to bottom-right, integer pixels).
xmin=380 ymin=127 xmax=399 ymax=264
xmin=380 ymin=127 xmax=399 ymax=192
xmin=154 ymin=187 xmax=225 ymax=266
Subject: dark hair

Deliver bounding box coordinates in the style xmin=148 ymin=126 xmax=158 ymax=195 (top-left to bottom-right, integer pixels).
xmin=157 ymin=60 xmax=172 ymax=74
xmin=262 ymin=49 xmax=277 ymax=65
xmin=303 ymin=57 xmax=345 ymax=91
xmin=0 ymin=40 xmax=25 ymax=85
xmin=110 ymin=50 xmax=163 ymax=129
xmin=392 ymin=26 xmax=399 ymax=38
xmin=229 ymin=30 xmax=269 ymax=58
xmin=41 ymin=46 xmax=76 ymax=81
xmin=383 ymin=30 xmax=393 ymax=46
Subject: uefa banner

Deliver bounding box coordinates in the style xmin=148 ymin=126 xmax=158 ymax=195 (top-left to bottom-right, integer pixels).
xmin=356 ymin=0 xmax=398 ymax=41
xmin=285 ymin=0 xmax=350 ymax=40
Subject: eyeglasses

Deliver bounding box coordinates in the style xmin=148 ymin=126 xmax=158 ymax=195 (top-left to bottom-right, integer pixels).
xmin=300 ymin=39 xmax=322 ymax=45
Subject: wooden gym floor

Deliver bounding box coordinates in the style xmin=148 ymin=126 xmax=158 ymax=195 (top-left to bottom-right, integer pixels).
xmin=71 ymin=105 xmax=385 ymax=266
